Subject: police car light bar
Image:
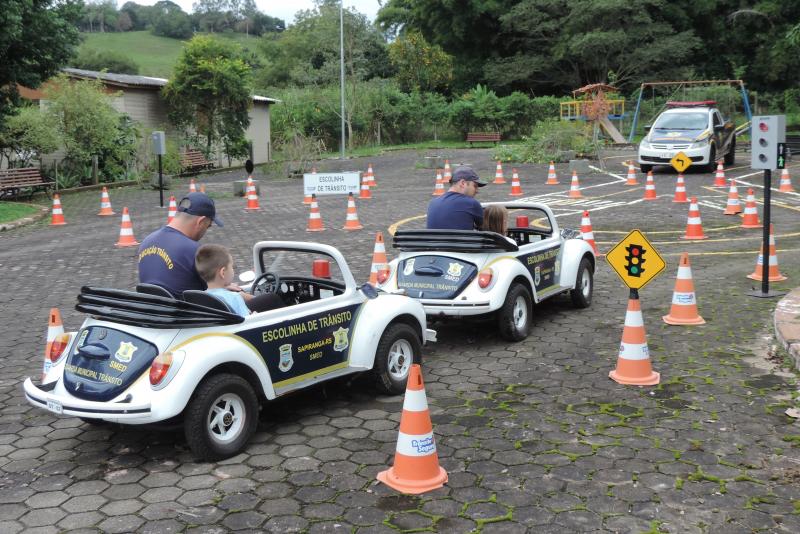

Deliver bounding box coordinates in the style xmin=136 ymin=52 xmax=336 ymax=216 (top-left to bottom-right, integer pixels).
xmin=666 ymin=101 xmax=717 ymax=108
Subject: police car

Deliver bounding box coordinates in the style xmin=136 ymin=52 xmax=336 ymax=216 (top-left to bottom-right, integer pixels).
xmin=376 ymin=201 xmax=595 ymax=341
xmin=23 ymin=241 xmax=435 ymax=460
xmin=638 ymin=101 xmax=736 ymax=173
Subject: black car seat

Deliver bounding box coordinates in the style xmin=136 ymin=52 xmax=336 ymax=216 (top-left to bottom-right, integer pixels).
xmin=136 ymin=283 xmax=174 ymax=298
xmin=182 ymin=290 xmax=233 ymax=313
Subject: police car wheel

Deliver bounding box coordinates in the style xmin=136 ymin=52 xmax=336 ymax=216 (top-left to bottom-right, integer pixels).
xmin=374 ymin=323 xmax=422 ymax=395
xmin=570 ymin=257 xmax=593 ymax=309
xmin=705 ymin=146 xmax=717 ymax=173
xmin=724 ymin=137 xmax=736 ymax=165
xmin=184 ymin=373 xmax=258 ymax=461
xmin=639 ymin=164 xmax=652 ymax=173
xmin=497 ymin=283 xmax=531 ymax=342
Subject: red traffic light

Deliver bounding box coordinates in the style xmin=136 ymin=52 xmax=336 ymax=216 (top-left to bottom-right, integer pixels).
xmin=759 ymin=122 xmax=769 ymax=132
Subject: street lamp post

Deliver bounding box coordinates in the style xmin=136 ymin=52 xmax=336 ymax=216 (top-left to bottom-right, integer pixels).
xmin=340 ymin=1 xmax=346 ymax=159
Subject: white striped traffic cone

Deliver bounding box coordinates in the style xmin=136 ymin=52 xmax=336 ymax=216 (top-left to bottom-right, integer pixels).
xmin=98 ymin=187 xmax=115 ymax=216
xmin=167 ymin=195 xmax=177 ymax=224
xmin=747 ymin=224 xmax=787 ymax=282
xmin=580 ymin=210 xmax=601 ymax=256
xmin=342 ymin=193 xmax=363 ymax=231
xmin=723 ymin=179 xmax=742 ymax=215
xmin=609 ymin=294 xmax=660 ymax=385
xmin=681 ymin=197 xmax=707 ymax=240
xmin=713 ymin=161 xmax=726 ymax=187
xmin=115 ymin=207 xmax=139 ymax=247
xmin=663 ymin=252 xmax=705 ymax=325
xmin=740 ymin=189 xmax=761 ymax=228
xmin=625 ymin=162 xmax=638 ymax=185
xmin=545 ymin=161 xmax=558 ymax=185
xmin=493 ymin=161 xmax=506 ymax=185
xmin=672 ymin=174 xmax=688 ymax=203
xmin=568 ymin=171 xmax=582 ymax=198
xmin=778 ymin=168 xmax=795 ymax=193
xmin=432 ymin=169 xmax=445 ymax=196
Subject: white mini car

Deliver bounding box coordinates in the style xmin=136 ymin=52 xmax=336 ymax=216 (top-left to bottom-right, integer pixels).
xmin=376 ymin=201 xmax=596 ymax=341
xmin=24 ymin=241 xmax=435 ymax=460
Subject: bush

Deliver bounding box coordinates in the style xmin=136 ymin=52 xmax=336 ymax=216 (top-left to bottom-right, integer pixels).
xmin=72 ymin=49 xmax=139 ymax=75
xmin=493 ymin=119 xmax=596 ymax=163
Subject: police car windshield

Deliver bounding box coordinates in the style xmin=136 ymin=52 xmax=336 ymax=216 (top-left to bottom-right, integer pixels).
xmin=653 ymin=112 xmax=708 ymax=130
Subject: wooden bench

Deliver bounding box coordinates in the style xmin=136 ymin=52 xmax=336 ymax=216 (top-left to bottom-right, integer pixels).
xmin=180 ymin=149 xmax=214 ymax=175
xmin=466 ymin=132 xmax=501 ymax=146
xmin=0 ymin=167 xmax=52 ymax=200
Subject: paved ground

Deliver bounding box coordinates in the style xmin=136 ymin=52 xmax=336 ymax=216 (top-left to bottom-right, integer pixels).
xmin=1 ymin=147 xmax=800 ymax=533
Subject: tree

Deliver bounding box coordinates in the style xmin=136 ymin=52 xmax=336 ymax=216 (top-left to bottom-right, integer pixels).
xmin=388 ymin=30 xmax=453 ymax=93
xmin=151 ymin=1 xmax=192 ymax=39
xmin=72 ymin=48 xmax=140 ymax=74
xmin=0 ymin=106 xmax=60 ymax=168
xmin=163 ymin=35 xmax=254 ymax=159
xmin=0 ymin=0 xmax=82 ymax=127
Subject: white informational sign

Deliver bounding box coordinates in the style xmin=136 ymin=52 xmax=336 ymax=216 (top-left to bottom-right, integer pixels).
xmin=303 ymin=172 xmax=360 ymax=196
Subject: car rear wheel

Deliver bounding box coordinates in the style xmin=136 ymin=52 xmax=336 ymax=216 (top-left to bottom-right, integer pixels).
xmin=373 ymin=323 xmax=422 ymax=395
xmin=724 ymin=137 xmax=736 ymax=165
xmin=497 ymin=282 xmax=532 ymax=341
xmin=184 ymin=373 xmax=258 ymax=461
xmin=570 ymin=257 xmax=594 ymax=308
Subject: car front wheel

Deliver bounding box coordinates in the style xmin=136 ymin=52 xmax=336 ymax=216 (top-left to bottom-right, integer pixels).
xmin=639 ymin=163 xmax=652 ymax=173
xmin=184 ymin=373 xmax=259 ymax=461
xmin=705 ymin=146 xmax=717 ymax=173
xmin=497 ymin=282 xmax=532 ymax=341
xmin=724 ymin=137 xmax=736 ymax=165
xmin=570 ymin=257 xmax=594 ymax=308
xmin=373 ymin=323 xmax=422 ymax=394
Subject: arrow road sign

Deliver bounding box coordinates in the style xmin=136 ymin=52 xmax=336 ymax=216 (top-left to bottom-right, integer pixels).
xmin=671 ymin=152 xmax=691 ymax=173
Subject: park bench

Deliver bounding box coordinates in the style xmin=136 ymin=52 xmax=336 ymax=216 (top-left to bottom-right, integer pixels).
xmin=466 ymin=131 xmax=501 ymax=146
xmin=0 ymin=167 xmax=53 ymax=200
xmin=180 ymin=148 xmax=215 ymax=175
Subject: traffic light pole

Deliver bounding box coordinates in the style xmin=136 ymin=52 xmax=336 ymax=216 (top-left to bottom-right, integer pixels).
xmin=750 ymin=169 xmax=784 ymax=298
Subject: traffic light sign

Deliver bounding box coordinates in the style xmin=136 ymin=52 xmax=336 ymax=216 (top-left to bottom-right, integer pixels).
xmin=751 ymin=115 xmax=786 ymax=170
xmin=624 ymin=244 xmax=646 ymax=277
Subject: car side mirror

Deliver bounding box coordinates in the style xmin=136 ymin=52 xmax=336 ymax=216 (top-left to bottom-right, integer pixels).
xmin=714 ymin=124 xmax=725 ymax=132
xmin=239 ymin=270 xmax=256 ymax=283
xmin=643 ymin=125 xmax=651 ymax=132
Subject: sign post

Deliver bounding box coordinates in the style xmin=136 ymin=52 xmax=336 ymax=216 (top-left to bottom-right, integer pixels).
xmin=151 ymin=131 xmax=167 ymax=208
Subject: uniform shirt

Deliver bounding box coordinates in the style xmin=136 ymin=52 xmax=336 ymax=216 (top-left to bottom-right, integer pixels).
xmin=137 ymin=226 xmax=206 ymax=298
xmin=206 ymin=288 xmax=250 ymax=317
xmin=426 ymin=191 xmax=484 ymax=230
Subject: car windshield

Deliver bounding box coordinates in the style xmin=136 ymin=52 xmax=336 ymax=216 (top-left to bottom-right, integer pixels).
xmin=653 ymin=112 xmax=708 ymax=130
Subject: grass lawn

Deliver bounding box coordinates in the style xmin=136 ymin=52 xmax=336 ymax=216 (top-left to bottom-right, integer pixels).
xmin=0 ymin=202 xmax=40 ymax=224
xmin=318 ymin=138 xmax=527 ymax=159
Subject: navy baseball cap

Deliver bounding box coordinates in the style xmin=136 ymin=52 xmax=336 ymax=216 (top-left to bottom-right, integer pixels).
xmin=178 ymin=192 xmax=223 ymax=227
xmin=452 ymin=166 xmax=487 ymax=187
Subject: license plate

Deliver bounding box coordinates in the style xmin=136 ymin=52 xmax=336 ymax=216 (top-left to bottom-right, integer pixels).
xmin=46 ymin=399 xmax=63 ymax=414
xmin=660 ymin=152 xmax=672 ymax=159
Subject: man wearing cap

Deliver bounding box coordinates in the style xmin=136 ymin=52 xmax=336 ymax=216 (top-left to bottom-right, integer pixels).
xmin=426 ymin=166 xmax=487 ymax=230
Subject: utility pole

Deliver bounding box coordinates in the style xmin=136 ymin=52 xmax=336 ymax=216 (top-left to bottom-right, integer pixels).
xmin=340 ymin=1 xmax=346 ymax=159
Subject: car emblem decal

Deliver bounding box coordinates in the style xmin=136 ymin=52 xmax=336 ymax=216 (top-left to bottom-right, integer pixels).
xmin=534 ymin=266 xmax=541 ymax=286
xmin=447 ymin=263 xmax=463 ymax=277
xmin=76 ymin=329 xmax=89 ymax=350
xmin=333 ymin=327 xmax=350 ymax=352
xmin=278 ymin=343 xmax=294 ymax=372
xmin=114 ymin=341 xmax=137 ymax=363
xmin=403 ymin=258 xmax=415 ymax=276
xmin=555 ymin=260 xmax=560 ymax=274
xmin=96 ymin=328 xmax=107 ymax=340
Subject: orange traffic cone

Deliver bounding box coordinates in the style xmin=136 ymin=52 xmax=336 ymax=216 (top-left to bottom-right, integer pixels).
xmin=663 ymin=253 xmax=705 ymax=325
xmin=681 ymin=197 xmax=707 ymax=240
xmin=368 ymin=232 xmax=389 ymax=285
xmin=609 ymin=294 xmax=660 ymax=386
xmin=740 ymin=189 xmax=761 ymax=228
xmin=747 ymin=224 xmax=787 ymax=282
xmin=625 ymin=162 xmax=639 ymax=186
xmin=367 ymin=163 xmax=377 ymax=187
xmin=97 ymin=187 xmax=115 ymax=216
xmin=342 ymin=193 xmax=363 ymax=231
xmin=50 ymin=194 xmax=66 ymax=226
xmin=546 ymin=161 xmax=559 ymax=185
xmin=509 ymin=169 xmax=523 ymax=196
xmin=568 ymin=171 xmax=582 ymax=198
xmin=303 ymin=168 xmax=317 ymax=204
xmin=493 ymin=161 xmax=506 ymax=185
xmin=443 ymin=160 xmax=452 ymax=182
xmin=244 ymin=177 xmax=260 ymax=211
xmin=432 ymin=169 xmax=445 ymax=196
xmin=306 ymin=194 xmax=324 ymax=232
xmin=672 ymin=174 xmax=688 ymax=203
xmin=643 ymin=171 xmax=657 ymax=200
xmin=115 ymin=207 xmax=139 ymax=247
xmin=43 ymin=308 xmax=64 ymax=380
xmin=580 ymin=211 xmax=601 ymax=257
xmin=723 ymin=179 xmax=742 ymax=215
xmin=189 ymin=178 xmax=197 ymax=193
xmin=377 ymin=364 xmax=448 ymax=494
xmin=778 ymin=168 xmax=795 ymax=193
xmin=359 ymin=173 xmax=372 ymax=200
xmin=167 ymin=196 xmax=177 ymax=224
xmin=713 ymin=161 xmax=726 ymax=187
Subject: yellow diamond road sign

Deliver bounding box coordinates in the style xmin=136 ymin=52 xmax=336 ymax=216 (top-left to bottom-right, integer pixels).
xmin=605 ymin=229 xmax=666 ymax=290
xmin=670 ymin=151 xmax=691 ymax=173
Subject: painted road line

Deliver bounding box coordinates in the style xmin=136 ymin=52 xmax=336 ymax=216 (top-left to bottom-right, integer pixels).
xmin=659 ymin=248 xmax=800 ymax=257
xmin=594 ymin=224 xmax=749 ymax=235
xmin=589 ymin=165 xmax=627 ymax=183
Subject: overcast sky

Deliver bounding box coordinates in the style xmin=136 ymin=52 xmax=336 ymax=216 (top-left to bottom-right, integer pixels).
xmin=131 ymin=1 xmax=382 ymax=25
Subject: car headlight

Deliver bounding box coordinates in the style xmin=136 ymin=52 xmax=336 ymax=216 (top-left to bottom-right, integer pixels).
xmin=689 ymin=139 xmax=709 ymax=149
xmin=639 ymin=140 xmax=651 ymax=149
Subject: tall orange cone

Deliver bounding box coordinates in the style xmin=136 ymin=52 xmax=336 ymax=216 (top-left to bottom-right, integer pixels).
xmin=342 ymin=193 xmax=363 ymax=231
xmin=167 ymin=195 xmax=177 ymax=224
xmin=43 ymin=308 xmax=64 ymax=380
xmin=50 ymin=194 xmax=66 ymax=226
xmin=740 ymin=189 xmax=761 ymax=228
xmin=366 ymin=163 xmax=377 ymax=187
xmin=723 ymin=179 xmax=742 ymax=215
xmin=672 ymin=174 xmax=688 ymax=203
xmin=189 ymin=178 xmax=197 ymax=193
xmin=97 ymin=187 xmax=115 ymax=216
xmin=643 ymin=171 xmax=657 ymax=200
xmin=625 ymin=162 xmax=639 ymax=185
xmin=509 ymin=168 xmax=523 ymax=196
xmin=244 ymin=177 xmax=260 ymax=211
xmin=778 ymin=168 xmax=795 ymax=193
xmin=432 ymin=169 xmax=445 ymax=196
xmin=368 ymin=232 xmax=389 ymax=285
xmin=493 ymin=161 xmax=506 ymax=184
xmin=443 ymin=160 xmax=452 ymax=183
xmin=663 ymin=253 xmax=705 ymax=325
xmin=377 ymin=364 xmax=448 ymax=494
xmin=115 ymin=207 xmax=139 ymax=247
xmin=303 ymin=168 xmax=316 ymax=204
xmin=545 ymin=161 xmax=559 ymax=185
xmin=681 ymin=197 xmax=707 ymax=240
xmin=359 ymin=172 xmax=372 ymax=200
xmin=609 ymin=293 xmax=660 ymax=386
xmin=747 ymin=224 xmax=787 ymax=282
xmin=568 ymin=171 xmax=582 ymax=198
xmin=306 ymin=194 xmax=324 ymax=232
xmin=713 ymin=161 xmax=726 ymax=187
xmin=580 ymin=211 xmax=601 ymax=257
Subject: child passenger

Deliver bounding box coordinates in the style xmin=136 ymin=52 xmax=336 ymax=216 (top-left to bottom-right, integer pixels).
xmin=482 ymin=205 xmax=509 ymax=235
xmin=195 ymin=244 xmax=252 ymax=317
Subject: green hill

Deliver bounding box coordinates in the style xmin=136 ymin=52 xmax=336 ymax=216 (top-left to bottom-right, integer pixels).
xmin=77 ymin=31 xmax=264 ymax=79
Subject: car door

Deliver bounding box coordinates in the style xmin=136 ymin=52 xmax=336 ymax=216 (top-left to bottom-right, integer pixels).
xmin=712 ymin=110 xmax=725 ymax=153
xmin=512 ymin=210 xmax=563 ymax=301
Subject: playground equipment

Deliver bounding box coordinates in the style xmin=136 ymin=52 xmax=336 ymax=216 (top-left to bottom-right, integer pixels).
xmin=560 ymin=83 xmax=627 ymax=144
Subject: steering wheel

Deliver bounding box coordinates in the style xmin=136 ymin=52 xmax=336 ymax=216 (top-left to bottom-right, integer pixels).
xmin=250 ymin=271 xmax=282 ymax=296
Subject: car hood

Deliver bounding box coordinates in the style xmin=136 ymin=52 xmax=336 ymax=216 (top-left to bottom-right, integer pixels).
xmin=648 ymin=128 xmax=709 ymax=143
